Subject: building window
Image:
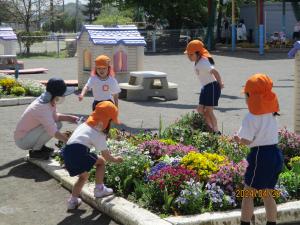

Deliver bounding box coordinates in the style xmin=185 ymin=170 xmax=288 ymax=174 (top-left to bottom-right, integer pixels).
xmin=83 ymin=49 xmax=91 ymax=71
xmin=113 ymin=49 xmax=127 ymax=72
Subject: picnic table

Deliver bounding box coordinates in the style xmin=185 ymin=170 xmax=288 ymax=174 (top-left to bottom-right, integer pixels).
xmin=119 ymin=71 xmax=178 ymax=101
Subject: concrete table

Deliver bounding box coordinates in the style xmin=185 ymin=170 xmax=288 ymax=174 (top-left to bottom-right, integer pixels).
xmin=119 ymin=71 xmax=178 ymax=101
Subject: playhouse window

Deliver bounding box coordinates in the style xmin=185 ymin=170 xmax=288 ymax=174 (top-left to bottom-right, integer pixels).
xmin=83 ymin=50 xmax=91 ymax=71
xmin=113 ymin=50 xmax=128 ymax=73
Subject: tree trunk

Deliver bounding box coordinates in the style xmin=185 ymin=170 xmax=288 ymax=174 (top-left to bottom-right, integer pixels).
xmin=216 ymin=0 xmax=224 ymax=42
xmin=291 ymin=1 xmax=300 ymax=21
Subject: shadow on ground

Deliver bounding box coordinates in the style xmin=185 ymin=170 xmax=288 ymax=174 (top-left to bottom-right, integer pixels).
xmin=212 ymin=50 xmax=291 ymax=60
xmin=0 ymin=159 xmax=51 ymax=182
xmin=57 ymin=209 xmax=115 ymax=225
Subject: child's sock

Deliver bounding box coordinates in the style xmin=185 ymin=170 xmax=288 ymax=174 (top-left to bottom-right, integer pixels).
xmin=69 ymin=196 xmax=78 ymax=203
xmin=96 ymin=184 xmax=104 ymax=190
xmin=241 ymin=221 xmax=250 ymax=225
xmin=266 ymin=222 xmax=276 ymax=225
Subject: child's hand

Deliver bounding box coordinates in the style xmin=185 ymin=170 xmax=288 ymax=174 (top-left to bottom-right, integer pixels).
xmin=219 ymin=81 xmax=224 ymax=89
xmin=233 ymin=135 xmax=240 ymax=143
xmin=78 ymin=94 xmax=84 ymax=101
xmin=114 ymin=156 xmax=123 ymax=163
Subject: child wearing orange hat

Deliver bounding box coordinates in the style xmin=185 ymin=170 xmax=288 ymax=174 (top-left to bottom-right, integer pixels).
xmin=233 ymin=74 xmax=283 ymax=225
xmin=185 ymin=40 xmax=224 ymax=134
xmin=62 ymin=101 xmax=123 ymax=210
xmin=78 ymin=55 xmax=121 ymax=110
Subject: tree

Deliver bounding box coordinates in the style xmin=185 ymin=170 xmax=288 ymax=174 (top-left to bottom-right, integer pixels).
xmin=93 ymin=5 xmax=133 ymax=26
xmin=103 ymin=0 xmax=208 ymax=29
xmin=82 ymin=0 xmax=102 ymax=23
xmin=0 ymin=1 xmax=14 ymax=25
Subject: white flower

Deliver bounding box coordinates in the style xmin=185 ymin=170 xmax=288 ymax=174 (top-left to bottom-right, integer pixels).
xmin=115 ymin=176 xmax=120 ymax=182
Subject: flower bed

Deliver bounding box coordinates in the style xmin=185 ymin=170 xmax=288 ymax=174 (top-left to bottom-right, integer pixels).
xmin=0 ymin=74 xmax=45 ymax=98
xmin=55 ymin=113 xmax=300 ymax=217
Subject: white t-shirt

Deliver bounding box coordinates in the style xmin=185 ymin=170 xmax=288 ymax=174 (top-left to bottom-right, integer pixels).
xmin=67 ymin=123 xmax=107 ymax=152
xmin=86 ymin=76 xmax=121 ymax=102
xmin=194 ymin=58 xmax=216 ymax=87
xmin=238 ymin=112 xmax=278 ymax=148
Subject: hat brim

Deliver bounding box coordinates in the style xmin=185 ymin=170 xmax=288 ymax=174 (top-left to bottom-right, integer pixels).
xmin=112 ymin=117 xmax=121 ymax=125
xmin=63 ymin=86 xmax=75 ymax=96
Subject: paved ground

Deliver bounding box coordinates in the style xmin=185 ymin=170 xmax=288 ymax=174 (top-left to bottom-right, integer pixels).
xmin=0 ymin=51 xmax=297 ymax=225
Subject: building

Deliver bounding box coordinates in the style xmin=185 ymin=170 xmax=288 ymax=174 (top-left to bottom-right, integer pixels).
xmin=0 ymin=27 xmax=17 ymax=55
xmin=240 ymin=2 xmax=297 ymax=42
xmin=77 ymin=25 xmax=146 ymax=88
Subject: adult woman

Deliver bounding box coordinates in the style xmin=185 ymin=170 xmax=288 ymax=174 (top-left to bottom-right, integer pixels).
xmin=14 ymin=78 xmax=79 ymax=159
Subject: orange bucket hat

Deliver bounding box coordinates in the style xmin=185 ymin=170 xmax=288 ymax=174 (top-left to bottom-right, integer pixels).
xmin=184 ymin=40 xmax=212 ymax=58
xmin=243 ymin=73 xmax=279 ymax=115
xmin=86 ymin=101 xmax=120 ymax=129
xmin=95 ymin=55 xmax=110 ymax=68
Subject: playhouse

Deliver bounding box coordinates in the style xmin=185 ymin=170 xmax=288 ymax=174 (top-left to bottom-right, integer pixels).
xmin=77 ymin=25 xmax=146 ymax=88
xmin=0 ymin=27 xmax=17 ymax=55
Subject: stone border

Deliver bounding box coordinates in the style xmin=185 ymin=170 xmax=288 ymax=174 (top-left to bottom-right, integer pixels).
xmin=0 ymin=96 xmax=36 ymax=106
xmin=29 ymin=158 xmax=300 ymax=225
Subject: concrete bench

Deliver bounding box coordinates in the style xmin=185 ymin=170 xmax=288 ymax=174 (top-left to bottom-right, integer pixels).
xmin=119 ymin=71 xmax=178 ymax=101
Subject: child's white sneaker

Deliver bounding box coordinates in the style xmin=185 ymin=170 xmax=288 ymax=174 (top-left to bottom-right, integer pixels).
xmin=67 ymin=198 xmax=82 ymax=210
xmin=94 ymin=185 xmax=113 ymax=198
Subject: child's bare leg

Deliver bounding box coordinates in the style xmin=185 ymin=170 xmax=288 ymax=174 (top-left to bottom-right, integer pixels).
xmin=262 ymin=190 xmax=277 ymax=222
xmin=241 ymin=186 xmax=254 ymax=222
xmin=197 ymin=105 xmax=213 ymax=130
xmin=72 ymin=172 xmax=89 ymax=197
xmin=205 ymin=107 xmax=219 ymax=132
xmin=95 ymin=156 xmax=106 ymax=185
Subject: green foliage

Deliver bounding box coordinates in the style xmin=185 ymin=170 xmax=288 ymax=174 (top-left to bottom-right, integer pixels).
xmin=279 ymin=171 xmax=300 ymax=198
xmin=93 ymin=5 xmax=133 ymax=26
xmin=92 ymin=153 xmax=150 ymax=196
xmin=18 ymin=79 xmax=45 ymax=97
xmin=10 ymin=86 xmax=25 ymax=96
xmin=17 ymin=31 xmax=48 ymax=55
xmin=162 ymin=112 xmax=210 ymax=147
xmin=0 ymin=77 xmax=18 ymax=95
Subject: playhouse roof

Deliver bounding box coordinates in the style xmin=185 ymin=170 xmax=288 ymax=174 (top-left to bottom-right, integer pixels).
xmin=79 ymin=25 xmax=146 ymax=46
xmin=0 ymin=27 xmax=17 ymax=41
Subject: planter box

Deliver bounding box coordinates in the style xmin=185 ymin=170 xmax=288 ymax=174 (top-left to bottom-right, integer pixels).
xmin=28 ymin=158 xmax=300 ymax=225
xmin=0 ymin=96 xmax=36 ymax=106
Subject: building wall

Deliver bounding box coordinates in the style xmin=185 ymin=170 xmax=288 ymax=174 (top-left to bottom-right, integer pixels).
xmin=0 ymin=40 xmax=17 ymax=55
xmin=78 ymin=31 xmax=93 ymax=88
xmin=240 ymin=2 xmax=297 ymax=41
xmin=78 ymin=31 xmax=144 ymax=87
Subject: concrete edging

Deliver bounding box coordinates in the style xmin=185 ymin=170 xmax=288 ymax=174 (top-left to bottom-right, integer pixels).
xmin=0 ymin=96 xmax=36 ymax=106
xmin=29 ymin=158 xmax=300 ymax=225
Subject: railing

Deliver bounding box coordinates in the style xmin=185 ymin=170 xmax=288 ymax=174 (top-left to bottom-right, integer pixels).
xmin=15 ymin=29 xmax=206 ymax=56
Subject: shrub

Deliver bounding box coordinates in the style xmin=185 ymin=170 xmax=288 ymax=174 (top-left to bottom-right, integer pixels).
xmin=0 ymin=77 xmax=18 ymax=94
xmin=162 ymin=112 xmax=210 ymax=145
xmin=10 ymin=86 xmax=26 ymax=96
xmin=18 ymin=79 xmax=45 ymax=96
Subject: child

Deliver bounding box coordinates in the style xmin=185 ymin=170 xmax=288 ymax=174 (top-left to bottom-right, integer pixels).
xmin=78 ymin=55 xmax=121 ymax=110
xmin=185 ymin=39 xmax=224 ymax=134
xmin=62 ymin=101 xmax=123 ymax=210
xmin=233 ymin=74 xmax=284 ymax=225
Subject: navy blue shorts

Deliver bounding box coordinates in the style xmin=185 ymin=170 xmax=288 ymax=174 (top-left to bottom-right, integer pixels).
xmin=199 ymin=81 xmax=221 ymax=106
xmin=62 ymin=143 xmax=98 ymax=177
xmin=244 ymin=145 xmax=284 ymax=190
xmin=92 ymin=99 xmax=114 ymax=111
